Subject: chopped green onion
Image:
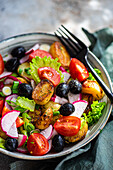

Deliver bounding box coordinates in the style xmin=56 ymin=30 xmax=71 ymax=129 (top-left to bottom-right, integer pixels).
xmin=22 ymin=112 xmax=31 ymax=120
xmin=25 ymin=68 xmax=31 ymax=75
xmin=11 ymin=73 xmax=18 ymax=77
xmin=18 ymin=69 xmax=23 ymax=74
xmin=0 ymin=92 xmax=5 ymax=97
xmin=24 ymin=122 xmax=35 ymax=133
xmin=53 ymin=110 xmax=60 ymax=116
xmin=12 ymin=81 xmax=19 ymax=93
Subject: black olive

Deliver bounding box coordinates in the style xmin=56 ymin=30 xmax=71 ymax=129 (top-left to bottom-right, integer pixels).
xmin=5 ymin=137 xmax=18 ymax=152
xmin=59 ymin=103 xmax=75 ymax=116
xmin=69 ymin=80 xmax=82 ymax=94
xmin=18 ymin=83 xmax=33 ymax=98
xmin=11 ymin=46 xmax=26 ymax=59
xmin=56 ymin=83 xmax=69 ymax=98
xmin=5 ymin=58 xmax=20 ymax=72
xmin=52 ymin=135 xmax=64 ymax=152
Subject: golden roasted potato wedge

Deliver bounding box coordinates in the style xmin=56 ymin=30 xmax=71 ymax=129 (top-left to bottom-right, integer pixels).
xmin=28 ymin=109 xmax=42 ymax=124
xmin=17 ymin=77 xmax=28 ymax=84
xmin=82 ymin=80 xmax=104 ymax=100
xmin=41 ymin=101 xmax=61 ymax=113
xmin=32 ymin=79 xmax=54 ymax=105
xmin=35 ymin=107 xmax=53 ymax=129
xmin=64 ymin=122 xmax=88 ymax=143
xmin=17 ymin=62 xmax=32 ymax=81
xmin=51 ymin=114 xmax=63 ymax=126
xmin=49 ymin=41 xmax=71 ymax=69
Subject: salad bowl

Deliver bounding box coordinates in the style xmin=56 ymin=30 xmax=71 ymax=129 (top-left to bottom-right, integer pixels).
xmin=0 ymin=33 xmax=112 ymax=160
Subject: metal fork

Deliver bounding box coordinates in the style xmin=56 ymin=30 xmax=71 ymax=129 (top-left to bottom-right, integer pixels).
xmin=55 ymin=25 xmax=113 ymax=103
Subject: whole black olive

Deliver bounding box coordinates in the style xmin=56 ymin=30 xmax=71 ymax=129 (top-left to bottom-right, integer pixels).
xmin=59 ymin=103 xmax=75 ymax=116
xmin=56 ymin=83 xmax=69 ymax=98
xmin=52 ymin=135 xmax=64 ymax=152
xmin=18 ymin=83 xmax=33 ymax=98
xmin=69 ymin=80 xmax=82 ymax=94
xmin=5 ymin=58 xmax=20 ymax=72
xmin=11 ymin=46 xmax=26 ymax=59
xmin=5 ymin=137 xmax=18 ymax=152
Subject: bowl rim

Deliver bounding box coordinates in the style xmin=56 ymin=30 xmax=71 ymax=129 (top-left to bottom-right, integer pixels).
xmin=0 ymin=32 xmax=112 ymax=160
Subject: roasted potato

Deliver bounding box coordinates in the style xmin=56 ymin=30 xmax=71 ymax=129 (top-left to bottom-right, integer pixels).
xmin=17 ymin=77 xmax=28 ymax=84
xmin=32 ymin=79 xmax=54 ymax=105
xmin=82 ymin=80 xmax=104 ymax=100
xmin=51 ymin=114 xmax=63 ymax=125
xmin=35 ymin=107 xmax=53 ymax=129
xmin=64 ymin=122 xmax=88 ymax=143
xmin=28 ymin=109 xmax=42 ymax=124
xmin=41 ymin=101 xmax=61 ymax=113
xmin=49 ymin=41 xmax=71 ymax=69
xmin=82 ymin=94 xmax=93 ymax=114
xmin=17 ymin=62 xmax=32 ymax=81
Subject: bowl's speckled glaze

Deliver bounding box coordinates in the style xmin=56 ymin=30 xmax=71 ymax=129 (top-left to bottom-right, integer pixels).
xmin=0 ymin=33 xmax=112 ymax=160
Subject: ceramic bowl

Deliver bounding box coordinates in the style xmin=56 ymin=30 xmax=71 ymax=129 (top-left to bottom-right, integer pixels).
xmin=0 ymin=33 xmax=112 ymax=160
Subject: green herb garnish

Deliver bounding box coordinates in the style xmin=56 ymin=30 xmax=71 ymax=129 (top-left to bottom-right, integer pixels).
xmin=88 ymin=68 xmax=101 ymax=81
xmin=18 ymin=69 xmax=23 ymax=74
xmin=25 ymin=68 xmax=31 ymax=75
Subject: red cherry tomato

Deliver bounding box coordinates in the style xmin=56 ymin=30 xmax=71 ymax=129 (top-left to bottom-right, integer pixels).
xmin=27 ymin=133 xmax=49 ymax=156
xmin=38 ymin=67 xmax=61 ymax=87
xmin=0 ymin=100 xmax=4 ymax=115
xmin=29 ymin=49 xmax=53 ymax=61
xmin=0 ymin=54 xmax=4 ymax=75
xmin=16 ymin=117 xmax=24 ymax=128
xmin=69 ymin=58 xmax=89 ymax=82
xmin=54 ymin=116 xmax=81 ymax=136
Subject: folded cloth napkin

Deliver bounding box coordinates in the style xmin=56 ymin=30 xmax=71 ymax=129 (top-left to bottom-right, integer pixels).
xmin=1 ymin=27 xmax=113 ymax=170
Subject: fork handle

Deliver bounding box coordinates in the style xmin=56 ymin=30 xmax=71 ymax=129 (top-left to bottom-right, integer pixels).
xmin=85 ymin=55 xmax=113 ymax=103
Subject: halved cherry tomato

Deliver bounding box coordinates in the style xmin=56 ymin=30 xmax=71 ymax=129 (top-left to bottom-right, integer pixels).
xmin=0 ymin=100 xmax=4 ymax=115
xmin=0 ymin=54 xmax=4 ymax=75
xmin=2 ymin=106 xmax=10 ymax=116
xmin=29 ymin=49 xmax=53 ymax=62
xmin=27 ymin=133 xmax=49 ymax=156
xmin=38 ymin=67 xmax=60 ymax=87
xmin=69 ymin=58 xmax=89 ymax=82
xmin=16 ymin=117 xmax=24 ymax=128
xmin=54 ymin=116 xmax=81 ymax=136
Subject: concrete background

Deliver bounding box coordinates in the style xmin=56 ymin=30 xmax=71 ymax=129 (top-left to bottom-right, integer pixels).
xmin=0 ymin=0 xmax=113 ymax=45
xmin=0 ymin=0 xmax=113 ymax=169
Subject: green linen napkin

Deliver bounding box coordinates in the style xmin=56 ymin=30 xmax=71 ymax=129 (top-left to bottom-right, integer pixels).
xmin=1 ymin=27 xmax=113 ymax=170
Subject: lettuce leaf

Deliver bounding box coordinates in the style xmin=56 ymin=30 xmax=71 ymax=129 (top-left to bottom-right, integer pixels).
xmin=30 ymin=56 xmax=64 ymax=84
xmin=87 ymin=68 xmax=101 ymax=81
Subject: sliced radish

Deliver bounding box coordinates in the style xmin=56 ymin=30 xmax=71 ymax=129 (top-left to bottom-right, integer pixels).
xmin=3 ymin=54 xmax=13 ymax=62
xmin=59 ymin=66 xmax=67 ymax=72
xmin=25 ymin=44 xmax=39 ymax=55
xmin=39 ymin=44 xmax=50 ymax=52
xmin=4 ymin=78 xmax=14 ymax=85
xmin=40 ymin=125 xmax=53 ymax=141
xmin=68 ymin=92 xmax=82 ymax=104
xmin=16 ymin=147 xmax=28 ymax=154
xmin=2 ymin=86 xmax=11 ymax=96
xmin=18 ymin=134 xmax=27 ymax=147
xmin=30 ymin=129 xmax=40 ymax=135
xmin=30 ymin=80 xmax=36 ymax=89
xmin=5 ymin=94 xmax=18 ymax=110
xmin=62 ymin=72 xmax=70 ymax=82
xmin=51 ymin=128 xmax=58 ymax=139
xmin=0 ymin=72 xmax=12 ymax=80
xmin=47 ymin=139 xmax=52 ymax=153
xmin=19 ymin=55 xmax=29 ymax=64
xmin=51 ymin=94 xmax=68 ymax=104
xmin=1 ymin=110 xmax=20 ymax=134
xmin=6 ymin=121 xmax=18 ymax=138
xmin=71 ymin=100 xmax=88 ymax=118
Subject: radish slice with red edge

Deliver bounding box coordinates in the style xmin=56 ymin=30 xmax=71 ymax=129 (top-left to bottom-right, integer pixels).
xmin=20 ymin=55 xmax=29 ymax=64
xmin=0 ymin=72 xmax=12 ymax=80
xmin=40 ymin=125 xmax=53 ymax=140
xmin=47 ymin=139 xmax=52 ymax=153
xmin=51 ymin=94 xmax=68 ymax=105
xmin=51 ymin=128 xmax=58 ymax=139
xmin=68 ymin=92 xmax=82 ymax=104
xmin=3 ymin=54 xmax=12 ymax=62
xmin=70 ymin=100 xmax=88 ymax=118
xmin=4 ymin=78 xmax=14 ymax=85
xmin=6 ymin=121 xmax=18 ymax=138
xmin=18 ymin=134 xmax=27 ymax=147
xmin=16 ymin=147 xmax=28 ymax=154
xmin=1 ymin=110 xmax=20 ymax=136
xmin=5 ymin=94 xmax=18 ymax=110
xmin=59 ymin=66 xmax=67 ymax=72
xmin=25 ymin=44 xmax=39 ymax=55
xmin=62 ymin=72 xmax=70 ymax=82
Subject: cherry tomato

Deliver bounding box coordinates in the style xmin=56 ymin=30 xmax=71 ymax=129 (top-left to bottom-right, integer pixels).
xmin=16 ymin=117 xmax=24 ymax=128
xmin=38 ymin=67 xmax=60 ymax=87
xmin=54 ymin=116 xmax=81 ymax=136
xmin=0 ymin=54 xmax=4 ymax=75
xmin=27 ymin=133 xmax=49 ymax=156
xmin=2 ymin=106 xmax=10 ymax=117
xmin=29 ymin=49 xmax=53 ymax=61
xmin=0 ymin=100 xmax=4 ymax=115
xmin=69 ymin=58 xmax=89 ymax=82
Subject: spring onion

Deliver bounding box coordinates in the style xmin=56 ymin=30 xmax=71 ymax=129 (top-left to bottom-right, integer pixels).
xmin=12 ymin=81 xmax=19 ymax=93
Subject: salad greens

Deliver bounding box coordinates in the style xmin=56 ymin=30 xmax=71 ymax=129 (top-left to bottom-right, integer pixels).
xmin=83 ymin=101 xmax=106 ymax=127
xmin=30 ymin=56 xmax=64 ymax=84
xmin=88 ymin=68 xmax=101 ymax=81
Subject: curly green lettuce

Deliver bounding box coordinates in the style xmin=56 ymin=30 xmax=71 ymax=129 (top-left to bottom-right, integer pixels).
xmin=30 ymin=56 xmax=64 ymax=84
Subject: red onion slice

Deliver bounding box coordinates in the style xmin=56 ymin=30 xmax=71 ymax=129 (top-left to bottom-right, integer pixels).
xmin=0 ymin=72 xmax=12 ymax=80
xmin=40 ymin=125 xmax=53 ymax=141
xmin=0 ymin=81 xmax=4 ymax=91
xmin=6 ymin=76 xmax=22 ymax=84
xmin=25 ymin=44 xmax=39 ymax=55
xmin=19 ymin=55 xmax=29 ymax=64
